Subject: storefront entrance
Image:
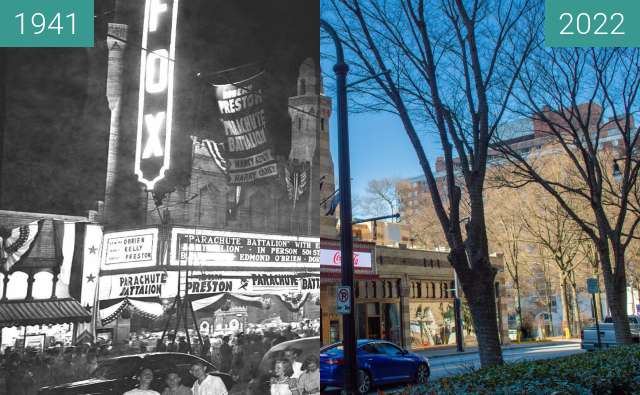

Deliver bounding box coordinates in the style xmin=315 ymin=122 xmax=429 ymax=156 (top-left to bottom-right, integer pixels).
xmin=383 ymin=302 xmax=401 ymax=345
xmin=356 ymin=303 xmax=381 ymax=339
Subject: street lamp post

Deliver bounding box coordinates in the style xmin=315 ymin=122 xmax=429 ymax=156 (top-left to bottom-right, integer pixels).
xmin=321 ymin=19 xmax=358 ymax=394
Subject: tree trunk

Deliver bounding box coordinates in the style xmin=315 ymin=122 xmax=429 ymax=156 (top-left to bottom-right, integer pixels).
xmin=600 ymin=246 xmax=632 ymax=344
xmin=516 ymin=279 xmax=524 ymax=337
xmin=571 ymin=277 xmax=582 ymax=335
xmin=464 ymin=277 xmax=504 ymax=367
xmin=560 ymin=275 xmax=571 ymax=338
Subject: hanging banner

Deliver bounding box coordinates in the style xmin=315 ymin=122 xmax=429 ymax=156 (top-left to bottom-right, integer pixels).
xmin=171 ymin=227 xmax=319 ymax=269
xmin=212 ymin=72 xmax=278 ymax=184
xmin=98 ymin=270 xmax=318 ymax=299
xmin=101 ymin=229 xmax=158 ymax=270
xmin=79 ymin=224 xmax=103 ymax=307
xmin=134 ymin=0 xmax=180 ymax=189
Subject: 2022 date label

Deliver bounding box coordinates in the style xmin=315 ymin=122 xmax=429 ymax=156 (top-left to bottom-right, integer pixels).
xmin=546 ymin=0 xmax=640 ymax=47
xmin=0 ymin=0 xmax=93 ymax=47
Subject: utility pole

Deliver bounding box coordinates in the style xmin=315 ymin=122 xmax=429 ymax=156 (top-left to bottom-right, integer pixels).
xmin=321 ymin=19 xmax=357 ymax=394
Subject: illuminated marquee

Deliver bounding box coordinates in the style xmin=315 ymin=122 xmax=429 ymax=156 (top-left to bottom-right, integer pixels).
xmin=135 ymin=0 xmax=179 ymax=189
xmin=170 ymin=227 xmax=320 ymax=269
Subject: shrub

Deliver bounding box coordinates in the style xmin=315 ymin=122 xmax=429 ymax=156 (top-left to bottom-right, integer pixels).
xmin=382 ymin=345 xmax=640 ymax=394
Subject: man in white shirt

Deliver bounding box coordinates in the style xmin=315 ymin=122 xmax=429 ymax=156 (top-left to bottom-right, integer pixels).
xmin=189 ymin=362 xmax=228 ymax=395
xmin=123 ymin=368 xmax=161 ymax=395
xmin=284 ymin=349 xmax=303 ymax=379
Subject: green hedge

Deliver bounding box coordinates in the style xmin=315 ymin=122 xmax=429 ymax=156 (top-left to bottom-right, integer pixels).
xmin=387 ymin=345 xmax=640 ymax=394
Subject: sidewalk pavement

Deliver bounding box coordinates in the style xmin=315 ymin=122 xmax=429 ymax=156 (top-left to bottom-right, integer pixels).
xmin=416 ymin=337 xmax=581 ymax=359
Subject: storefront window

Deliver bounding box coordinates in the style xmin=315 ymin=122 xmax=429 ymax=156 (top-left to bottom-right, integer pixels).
xmin=6 ymin=272 xmax=28 ymax=300
xmin=329 ymin=320 xmax=340 ymax=343
xmin=32 ymin=272 xmax=53 ymax=299
xmin=383 ymin=303 xmax=401 ymax=345
xmin=409 ymin=301 xmax=456 ymax=349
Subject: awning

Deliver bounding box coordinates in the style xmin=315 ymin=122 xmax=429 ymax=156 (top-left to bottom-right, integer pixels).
xmin=0 ymin=299 xmax=91 ymax=327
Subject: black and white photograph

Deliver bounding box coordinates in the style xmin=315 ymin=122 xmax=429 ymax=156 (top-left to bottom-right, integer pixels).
xmin=0 ymin=1 xmax=320 ymax=394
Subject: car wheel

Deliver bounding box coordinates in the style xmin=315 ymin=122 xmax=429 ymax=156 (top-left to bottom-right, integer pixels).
xmin=357 ymin=369 xmax=371 ymax=394
xmin=415 ymin=363 xmax=429 ymax=384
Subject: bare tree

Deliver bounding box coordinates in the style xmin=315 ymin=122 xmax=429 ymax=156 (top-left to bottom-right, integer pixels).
xmin=484 ymin=181 xmax=530 ymax=335
xmin=523 ymin=199 xmax=583 ymax=337
xmin=357 ymin=178 xmax=401 ymax=218
xmin=495 ymin=48 xmax=640 ymax=344
xmin=324 ymin=0 xmax=540 ymax=366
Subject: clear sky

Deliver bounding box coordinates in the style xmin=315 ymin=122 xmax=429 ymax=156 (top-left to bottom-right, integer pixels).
xmin=327 ymin=99 xmax=444 ymax=200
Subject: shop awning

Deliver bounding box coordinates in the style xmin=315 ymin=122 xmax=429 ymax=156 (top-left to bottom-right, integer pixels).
xmin=0 ymin=299 xmax=91 ymax=327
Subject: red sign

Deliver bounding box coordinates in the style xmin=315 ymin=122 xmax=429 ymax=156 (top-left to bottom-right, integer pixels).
xmin=320 ymin=248 xmax=372 ymax=270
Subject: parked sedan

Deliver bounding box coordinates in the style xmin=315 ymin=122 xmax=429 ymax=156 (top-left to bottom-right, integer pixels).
xmin=38 ymin=352 xmax=234 ymax=394
xmin=320 ymin=339 xmax=430 ymax=394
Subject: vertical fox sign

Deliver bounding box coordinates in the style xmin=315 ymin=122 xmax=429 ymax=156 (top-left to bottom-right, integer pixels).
xmin=135 ymin=0 xmax=179 ymax=189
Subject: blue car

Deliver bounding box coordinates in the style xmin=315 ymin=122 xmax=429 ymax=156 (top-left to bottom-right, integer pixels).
xmin=320 ymin=339 xmax=430 ymax=393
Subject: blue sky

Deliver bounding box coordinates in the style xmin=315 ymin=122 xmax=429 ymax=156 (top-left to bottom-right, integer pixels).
xmin=327 ymin=100 xmax=443 ymax=199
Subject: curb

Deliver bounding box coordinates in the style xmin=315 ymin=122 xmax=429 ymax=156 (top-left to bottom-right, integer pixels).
xmin=423 ymin=340 xmax=579 ymax=360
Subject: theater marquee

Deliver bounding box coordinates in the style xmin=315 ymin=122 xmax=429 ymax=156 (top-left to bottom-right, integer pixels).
xmin=170 ymin=227 xmax=319 ymax=269
xmin=98 ymin=270 xmax=319 ymax=300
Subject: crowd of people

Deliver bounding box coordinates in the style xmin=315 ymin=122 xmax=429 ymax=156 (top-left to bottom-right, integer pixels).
xmin=0 ymin=343 xmax=99 ymax=395
xmin=0 ymin=324 xmax=319 ymax=395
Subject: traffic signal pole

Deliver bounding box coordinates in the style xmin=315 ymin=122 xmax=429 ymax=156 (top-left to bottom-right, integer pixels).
xmin=321 ymin=19 xmax=357 ymax=394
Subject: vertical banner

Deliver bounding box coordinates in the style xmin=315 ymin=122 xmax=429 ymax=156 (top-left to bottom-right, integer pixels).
xmin=212 ymin=72 xmax=278 ymax=184
xmin=79 ymin=224 xmax=103 ymax=308
xmin=135 ymin=0 xmax=180 ymax=189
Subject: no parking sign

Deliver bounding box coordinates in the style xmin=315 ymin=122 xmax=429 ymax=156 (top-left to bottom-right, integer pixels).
xmin=336 ymin=286 xmax=351 ymax=314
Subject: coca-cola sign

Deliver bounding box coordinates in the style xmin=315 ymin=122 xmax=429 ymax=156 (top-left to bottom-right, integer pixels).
xmin=320 ymin=248 xmax=372 ymax=270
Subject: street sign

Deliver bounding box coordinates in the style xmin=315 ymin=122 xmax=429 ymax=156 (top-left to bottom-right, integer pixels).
xmin=587 ymin=278 xmax=599 ymax=294
xmin=336 ymin=286 xmax=351 ymax=314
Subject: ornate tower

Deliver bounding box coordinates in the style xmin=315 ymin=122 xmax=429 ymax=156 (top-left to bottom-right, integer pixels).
xmin=103 ymin=23 xmax=128 ymax=223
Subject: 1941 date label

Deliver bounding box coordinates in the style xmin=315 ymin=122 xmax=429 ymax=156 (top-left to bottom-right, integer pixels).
xmin=0 ymin=0 xmax=93 ymax=47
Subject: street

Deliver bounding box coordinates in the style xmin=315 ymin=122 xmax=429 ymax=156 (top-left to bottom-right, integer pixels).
xmin=324 ymin=341 xmax=584 ymax=394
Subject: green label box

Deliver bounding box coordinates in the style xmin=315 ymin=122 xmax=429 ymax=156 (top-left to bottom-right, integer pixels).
xmin=0 ymin=0 xmax=93 ymax=47
xmin=545 ymin=0 xmax=640 ymax=47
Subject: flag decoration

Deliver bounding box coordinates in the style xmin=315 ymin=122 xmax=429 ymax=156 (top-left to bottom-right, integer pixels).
xmin=0 ymin=220 xmax=43 ymax=272
xmin=285 ymin=162 xmax=308 ymax=209
xmin=202 ymin=138 xmax=228 ymax=173
xmin=325 ymin=190 xmax=340 ymax=216
xmin=53 ymin=221 xmax=83 ymax=299
xmin=74 ymin=224 xmax=103 ymax=341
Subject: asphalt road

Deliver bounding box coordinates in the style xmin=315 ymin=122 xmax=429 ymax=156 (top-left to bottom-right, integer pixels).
xmin=324 ymin=342 xmax=584 ymax=394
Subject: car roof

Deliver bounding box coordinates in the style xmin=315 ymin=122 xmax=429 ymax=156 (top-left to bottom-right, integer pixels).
xmin=103 ymin=352 xmax=210 ymax=361
xmin=321 ymin=339 xmax=393 ymax=350
xmin=264 ymin=336 xmax=320 ymax=353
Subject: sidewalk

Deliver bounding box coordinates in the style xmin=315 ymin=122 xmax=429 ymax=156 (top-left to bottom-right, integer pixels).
xmin=416 ymin=337 xmax=581 ymax=359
